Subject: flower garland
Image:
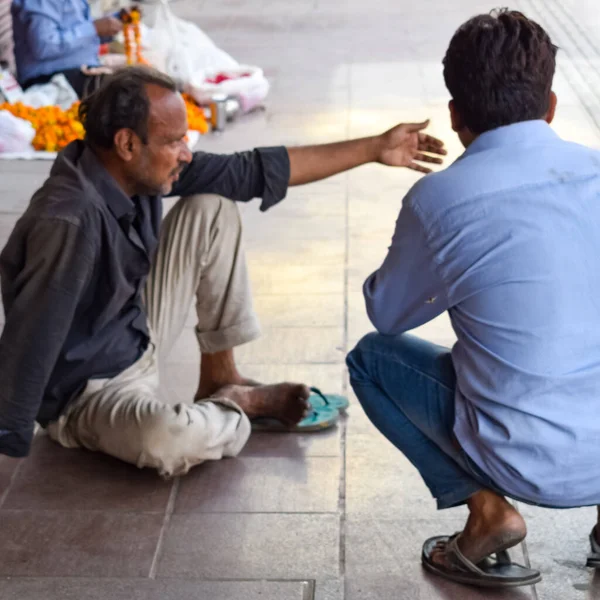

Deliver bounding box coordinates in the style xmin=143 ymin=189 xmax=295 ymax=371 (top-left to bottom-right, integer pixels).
xmin=182 ymin=94 xmax=209 ymax=134
xmin=0 ymin=101 xmax=83 ymax=151
xmin=0 ymin=96 xmax=208 ymax=151
xmin=121 ymin=7 xmax=145 ymax=65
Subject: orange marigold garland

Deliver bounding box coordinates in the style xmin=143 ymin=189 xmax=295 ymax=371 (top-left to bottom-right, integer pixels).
xmin=0 ymin=101 xmax=83 ymax=151
xmin=0 ymin=96 xmax=207 ymax=152
xmin=182 ymin=94 xmax=209 ymax=134
xmin=121 ymin=7 xmax=146 ymax=66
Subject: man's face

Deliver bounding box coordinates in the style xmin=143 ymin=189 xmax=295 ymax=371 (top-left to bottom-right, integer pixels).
xmin=128 ymin=86 xmax=193 ymax=196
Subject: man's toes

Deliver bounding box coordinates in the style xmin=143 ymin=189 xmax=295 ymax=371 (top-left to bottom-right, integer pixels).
xmin=291 ymin=383 xmax=310 ymax=400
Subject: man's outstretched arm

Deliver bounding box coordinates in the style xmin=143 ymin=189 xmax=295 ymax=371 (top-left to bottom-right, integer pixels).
xmin=171 ymin=120 xmax=446 ymax=211
xmin=288 ymin=120 xmax=446 ymax=185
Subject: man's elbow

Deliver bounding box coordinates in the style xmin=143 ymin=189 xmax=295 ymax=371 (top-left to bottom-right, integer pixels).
xmin=365 ymin=300 xmax=403 ymax=337
xmin=29 ymin=41 xmax=59 ymax=61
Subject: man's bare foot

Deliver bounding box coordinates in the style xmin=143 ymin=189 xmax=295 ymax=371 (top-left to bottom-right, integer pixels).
xmin=211 ymin=383 xmax=311 ymax=426
xmin=431 ymin=490 xmax=527 ymax=568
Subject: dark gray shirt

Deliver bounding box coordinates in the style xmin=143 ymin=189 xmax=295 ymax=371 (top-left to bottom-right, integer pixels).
xmin=0 ymin=140 xmax=290 ymax=457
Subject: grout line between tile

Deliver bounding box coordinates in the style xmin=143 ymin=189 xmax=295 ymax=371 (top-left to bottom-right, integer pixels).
xmin=0 ymin=459 xmax=25 ymax=510
xmin=337 ymin=66 xmax=352 ymax=599
xmin=303 ymin=579 xmax=316 ymax=600
xmin=148 ymin=477 xmax=180 ymax=579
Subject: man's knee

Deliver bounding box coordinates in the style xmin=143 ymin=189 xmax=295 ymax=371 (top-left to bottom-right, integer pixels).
xmin=177 ymin=193 xmax=241 ymax=228
xmin=136 ymin=402 xmax=248 ymax=477
xmin=346 ymin=331 xmax=387 ymax=380
xmin=135 ymin=405 xmax=200 ymax=477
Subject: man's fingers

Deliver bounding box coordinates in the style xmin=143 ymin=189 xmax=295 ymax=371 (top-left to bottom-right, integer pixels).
xmin=419 ymin=133 xmax=447 ymax=152
xmin=408 ymin=162 xmax=433 ymax=174
xmin=421 ymin=145 xmax=447 ymax=156
xmin=414 ymin=153 xmax=443 ymax=164
xmin=405 ymin=119 xmax=430 ymax=133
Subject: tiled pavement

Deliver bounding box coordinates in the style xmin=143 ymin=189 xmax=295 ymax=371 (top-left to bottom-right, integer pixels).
xmin=1 ymin=1 xmax=600 ymax=598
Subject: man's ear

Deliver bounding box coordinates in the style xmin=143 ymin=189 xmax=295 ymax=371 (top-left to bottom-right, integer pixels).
xmin=449 ymin=99 xmax=463 ymax=132
xmin=113 ymin=129 xmax=139 ymax=162
xmin=545 ymin=91 xmax=557 ymax=125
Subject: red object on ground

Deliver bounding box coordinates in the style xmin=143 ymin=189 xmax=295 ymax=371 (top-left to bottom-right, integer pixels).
xmin=205 ymin=72 xmax=251 ymax=85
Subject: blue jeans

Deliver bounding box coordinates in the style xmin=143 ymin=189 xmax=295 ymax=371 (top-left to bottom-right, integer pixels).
xmin=346 ymin=332 xmax=506 ymax=510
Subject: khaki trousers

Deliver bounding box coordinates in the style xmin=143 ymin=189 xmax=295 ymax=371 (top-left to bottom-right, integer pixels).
xmin=48 ymin=194 xmax=260 ymax=477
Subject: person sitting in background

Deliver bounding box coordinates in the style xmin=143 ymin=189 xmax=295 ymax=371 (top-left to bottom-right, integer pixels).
xmin=11 ymin=0 xmax=122 ymax=97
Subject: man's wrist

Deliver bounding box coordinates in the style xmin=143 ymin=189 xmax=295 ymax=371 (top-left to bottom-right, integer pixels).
xmin=363 ymin=135 xmax=384 ymax=164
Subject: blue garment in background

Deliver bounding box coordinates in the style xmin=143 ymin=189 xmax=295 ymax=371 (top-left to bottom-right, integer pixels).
xmin=12 ymin=0 xmax=101 ymax=85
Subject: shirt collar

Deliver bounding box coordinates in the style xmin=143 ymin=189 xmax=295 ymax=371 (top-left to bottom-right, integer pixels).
xmin=463 ymin=120 xmax=559 ymax=158
xmin=79 ymin=144 xmax=136 ymax=222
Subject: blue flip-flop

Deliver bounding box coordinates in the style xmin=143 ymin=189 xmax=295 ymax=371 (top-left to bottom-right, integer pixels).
xmin=251 ymin=403 xmax=339 ymax=432
xmin=309 ymin=387 xmax=349 ymax=412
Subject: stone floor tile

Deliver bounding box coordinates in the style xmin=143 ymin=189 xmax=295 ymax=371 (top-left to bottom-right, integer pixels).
xmin=345 ymin=516 xmax=478 ymax=576
xmin=247 ymin=263 xmax=345 ymax=295
xmin=0 ymin=511 xmax=163 ymax=577
xmin=243 ymin=213 xmax=345 ymax=241
xmin=314 ymin=579 xmax=344 ymax=600
xmin=0 ymin=578 xmax=312 ymax=600
xmin=262 ymin=190 xmax=347 ymax=217
xmin=0 ymin=213 xmax=19 ymax=247
xmin=346 ymin=455 xmax=438 ymax=518
xmin=246 ymin=239 xmax=345 ymax=266
xmin=346 ymin=571 xmax=535 ymax=600
xmin=157 ymin=513 xmax=339 ymax=579
xmin=253 ymin=294 xmax=344 ymax=328
xmin=234 ymin=327 xmax=345 ymax=364
xmin=175 ymin=456 xmax=340 ymax=513
xmin=242 ymin=428 xmax=342 ymax=458
xmin=520 ymin=506 xmax=598 ymax=599
xmin=0 ymin=454 xmax=21 ymax=506
xmin=2 ymin=435 xmax=173 ymax=512
xmin=167 ymin=326 xmax=344 ymax=365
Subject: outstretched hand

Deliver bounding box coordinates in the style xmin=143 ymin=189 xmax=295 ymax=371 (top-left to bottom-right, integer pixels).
xmin=377 ymin=120 xmax=447 ymax=174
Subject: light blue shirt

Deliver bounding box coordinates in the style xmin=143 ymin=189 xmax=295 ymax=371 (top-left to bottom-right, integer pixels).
xmin=11 ymin=0 xmax=101 ymax=85
xmin=365 ymin=120 xmax=600 ymax=507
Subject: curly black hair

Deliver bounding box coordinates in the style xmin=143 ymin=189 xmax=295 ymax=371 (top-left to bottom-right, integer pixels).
xmin=79 ymin=66 xmax=177 ymax=149
xmin=443 ymin=9 xmax=558 ymax=134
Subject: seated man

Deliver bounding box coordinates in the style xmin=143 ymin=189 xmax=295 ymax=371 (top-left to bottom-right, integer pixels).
xmin=347 ymin=9 xmax=600 ymax=589
xmin=0 ymin=66 xmax=445 ymax=478
xmin=11 ymin=0 xmax=121 ymax=96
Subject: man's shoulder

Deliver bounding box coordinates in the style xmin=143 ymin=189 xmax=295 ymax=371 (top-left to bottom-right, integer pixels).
xmin=28 ymin=176 xmax=97 ymax=223
xmin=405 ymin=159 xmax=474 ymax=217
xmin=20 ymin=166 xmax=104 ymax=238
xmin=408 ymin=137 xmax=600 ymax=219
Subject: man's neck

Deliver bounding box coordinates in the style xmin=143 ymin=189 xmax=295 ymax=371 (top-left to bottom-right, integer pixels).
xmin=90 ymin=145 xmax=137 ymax=198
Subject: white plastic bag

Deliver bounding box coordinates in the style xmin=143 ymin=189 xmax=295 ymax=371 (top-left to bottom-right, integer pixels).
xmin=186 ymin=66 xmax=270 ymax=113
xmin=21 ymin=74 xmax=78 ymax=110
xmin=0 ymin=111 xmax=35 ymax=153
xmin=145 ymin=0 xmax=237 ymax=85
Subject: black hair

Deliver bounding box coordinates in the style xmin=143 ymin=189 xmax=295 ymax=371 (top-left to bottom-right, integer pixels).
xmin=443 ymin=8 xmax=558 ymax=134
xmin=78 ymin=66 xmax=178 ymax=148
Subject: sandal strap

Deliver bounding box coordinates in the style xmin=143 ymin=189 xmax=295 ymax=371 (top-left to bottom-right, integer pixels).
xmin=444 ymin=536 xmax=486 ymax=576
xmin=309 ymin=386 xmax=330 ymax=406
xmin=495 ymin=550 xmax=512 ymax=565
xmin=445 ymin=535 xmax=515 ymax=573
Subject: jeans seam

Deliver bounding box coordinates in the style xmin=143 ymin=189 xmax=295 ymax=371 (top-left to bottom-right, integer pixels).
xmin=354 ymin=347 xmax=455 ymax=392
